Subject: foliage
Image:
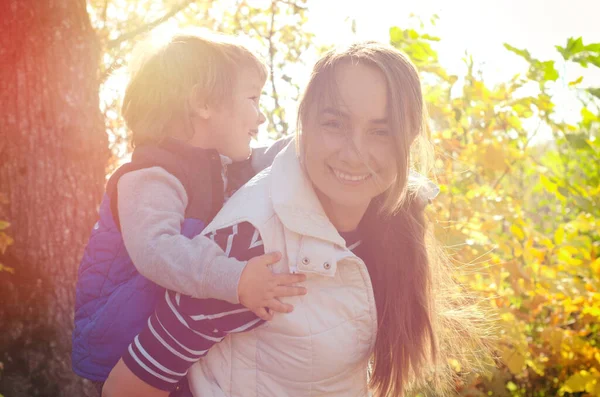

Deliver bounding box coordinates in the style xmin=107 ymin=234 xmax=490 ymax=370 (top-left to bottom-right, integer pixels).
xmin=391 ymin=25 xmax=600 ymax=396
xmin=4 ymin=1 xmax=597 ymax=394
xmin=86 ymin=3 xmax=600 ymax=394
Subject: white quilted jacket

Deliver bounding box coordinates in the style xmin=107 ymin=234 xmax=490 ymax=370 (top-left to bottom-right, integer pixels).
xmin=186 ymin=140 xmax=378 ymax=397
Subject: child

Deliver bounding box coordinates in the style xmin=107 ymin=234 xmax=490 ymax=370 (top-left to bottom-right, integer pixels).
xmin=71 ymin=30 xmax=306 ymax=392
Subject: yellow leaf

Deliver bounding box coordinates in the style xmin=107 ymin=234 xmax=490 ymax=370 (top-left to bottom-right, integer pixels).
xmin=0 ymin=263 xmax=15 ymax=274
xmin=526 ymin=359 xmax=545 ymax=376
xmin=557 ymin=247 xmax=583 ymax=265
xmin=448 ymin=358 xmax=461 ymax=372
xmin=510 ymin=224 xmax=525 ymax=240
xmin=562 ymin=370 xmax=596 ymax=393
xmin=441 ymin=129 xmax=453 ymax=140
xmin=540 ymin=174 xmax=557 ymax=193
xmin=569 ymin=76 xmax=584 ymax=86
xmin=592 ymin=258 xmax=600 ymax=275
xmin=555 ymin=226 xmax=565 ymax=245
xmin=501 ymin=347 xmax=526 ymax=375
xmin=0 ymin=232 xmax=14 ymax=255
xmin=479 ymin=144 xmax=506 ymax=171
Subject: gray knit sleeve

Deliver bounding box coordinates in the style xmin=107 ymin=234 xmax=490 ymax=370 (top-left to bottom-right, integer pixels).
xmin=117 ymin=167 xmax=245 ymax=304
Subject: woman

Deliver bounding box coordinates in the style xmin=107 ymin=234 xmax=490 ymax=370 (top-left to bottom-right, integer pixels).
xmin=104 ymin=41 xmax=486 ymax=397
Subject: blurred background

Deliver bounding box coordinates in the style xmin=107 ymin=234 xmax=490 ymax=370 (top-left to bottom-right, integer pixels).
xmin=1 ymin=0 xmax=599 ymax=395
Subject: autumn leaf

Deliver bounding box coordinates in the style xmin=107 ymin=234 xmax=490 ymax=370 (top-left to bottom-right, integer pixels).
xmin=0 ymin=231 xmax=14 ymax=255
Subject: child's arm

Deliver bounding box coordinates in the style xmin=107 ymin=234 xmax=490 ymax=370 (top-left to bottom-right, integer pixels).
xmin=103 ymin=222 xmax=304 ymax=396
xmin=117 ymin=166 xmax=243 ymax=304
xmin=117 ymin=167 xmax=306 ymax=317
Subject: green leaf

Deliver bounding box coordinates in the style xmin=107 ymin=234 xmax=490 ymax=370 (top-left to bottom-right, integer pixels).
xmin=504 ymin=43 xmax=532 ymax=61
xmin=541 ymin=60 xmax=559 ymax=81
xmin=585 ymin=42 xmax=600 ymax=52
xmin=581 ymin=107 xmax=599 ymax=127
xmin=574 ymin=196 xmax=597 ymax=215
xmin=506 ymin=381 xmax=518 ymax=392
xmin=558 ymin=186 xmax=569 ymax=198
xmin=389 ymin=26 xmax=403 ymax=44
xmin=588 ymin=88 xmax=600 ymax=99
xmin=565 ymin=133 xmax=593 ymax=150
xmin=556 ymin=37 xmax=585 ymax=60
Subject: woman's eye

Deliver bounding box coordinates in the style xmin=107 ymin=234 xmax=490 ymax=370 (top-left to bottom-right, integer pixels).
xmin=371 ymin=129 xmax=390 ymax=137
xmin=322 ymin=120 xmax=342 ymax=130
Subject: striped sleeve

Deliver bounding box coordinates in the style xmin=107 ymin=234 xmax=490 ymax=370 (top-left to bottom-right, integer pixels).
xmin=121 ymin=222 xmax=265 ymax=391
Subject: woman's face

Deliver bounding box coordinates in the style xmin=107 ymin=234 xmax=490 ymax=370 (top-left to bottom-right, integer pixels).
xmin=303 ymin=62 xmax=398 ymax=225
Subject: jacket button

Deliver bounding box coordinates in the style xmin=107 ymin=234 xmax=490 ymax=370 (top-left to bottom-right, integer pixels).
xmin=301 ymin=257 xmax=310 ymax=266
xmin=323 ymin=262 xmax=331 ymax=270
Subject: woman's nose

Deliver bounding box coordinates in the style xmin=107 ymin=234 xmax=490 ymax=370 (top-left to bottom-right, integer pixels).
xmin=338 ymin=133 xmax=366 ymax=164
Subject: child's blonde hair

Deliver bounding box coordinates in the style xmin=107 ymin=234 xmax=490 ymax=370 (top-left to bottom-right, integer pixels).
xmin=122 ymin=30 xmax=268 ymax=147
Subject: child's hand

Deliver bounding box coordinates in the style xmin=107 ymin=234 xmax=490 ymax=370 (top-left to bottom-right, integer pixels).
xmin=238 ymin=252 xmax=307 ymax=321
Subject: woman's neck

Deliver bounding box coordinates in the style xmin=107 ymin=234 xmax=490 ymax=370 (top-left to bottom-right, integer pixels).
xmin=315 ymin=189 xmax=368 ymax=232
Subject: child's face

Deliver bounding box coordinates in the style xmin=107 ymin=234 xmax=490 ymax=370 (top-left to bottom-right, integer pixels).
xmin=205 ymin=67 xmax=266 ymax=161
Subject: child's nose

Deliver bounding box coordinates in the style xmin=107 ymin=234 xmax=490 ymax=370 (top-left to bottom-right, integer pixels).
xmin=258 ymin=110 xmax=266 ymax=125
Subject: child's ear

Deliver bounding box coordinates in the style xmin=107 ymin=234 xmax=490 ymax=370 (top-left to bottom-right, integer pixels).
xmin=191 ymin=102 xmax=211 ymax=119
xmin=188 ymin=85 xmax=211 ymax=119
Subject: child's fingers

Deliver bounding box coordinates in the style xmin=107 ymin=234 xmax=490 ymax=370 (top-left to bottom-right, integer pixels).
xmin=258 ymin=251 xmax=282 ymax=266
xmin=273 ymin=273 xmax=306 ymax=285
xmin=266 ymin=299 xmax=294 ymax=314
xmin=273 ymin=285 xmax=307 ymax=298
xmin=253 ymin=307 xmax=274 ymax=321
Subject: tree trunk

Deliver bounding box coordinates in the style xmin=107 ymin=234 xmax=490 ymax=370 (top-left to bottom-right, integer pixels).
xmin=0 ymin=1 xmax=108 ymax=396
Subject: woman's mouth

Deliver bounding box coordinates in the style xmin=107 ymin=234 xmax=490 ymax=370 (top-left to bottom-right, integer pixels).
xmin=330 ymin=166 xmax=372 ymax=185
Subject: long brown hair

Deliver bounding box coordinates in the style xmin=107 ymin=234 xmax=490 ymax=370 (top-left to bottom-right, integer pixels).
xmin=297 ymin=42 xmax=490 ymax=396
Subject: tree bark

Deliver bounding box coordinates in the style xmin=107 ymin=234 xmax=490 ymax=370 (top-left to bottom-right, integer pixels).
xmin=0 ymin=1 xmax=108 ymax=396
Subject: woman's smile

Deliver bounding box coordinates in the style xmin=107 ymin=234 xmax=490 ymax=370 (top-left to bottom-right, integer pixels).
xmin=329 ymin=165 xmax=372 ymax=185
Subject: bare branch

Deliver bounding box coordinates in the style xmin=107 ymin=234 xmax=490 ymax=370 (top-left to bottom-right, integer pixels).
xmin=492 ymin=120 xmax=541 ymax=190
xmin=101 ymin=0 xmax=110 ymax=28
xmin=277 ymin=0 xmax=307 ymax=10
xmin=106 ymin=0 xmax=196 ymax=50
xmin=266 ymin=0 xmax=287 ymax=136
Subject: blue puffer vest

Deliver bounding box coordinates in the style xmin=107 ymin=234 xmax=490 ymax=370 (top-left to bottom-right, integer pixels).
xmin=72 ymin=138 xmax=255 ymax=382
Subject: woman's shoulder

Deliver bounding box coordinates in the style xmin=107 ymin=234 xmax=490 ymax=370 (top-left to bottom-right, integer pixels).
xmin=206 ymin=170 xmax=276 ymax=234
